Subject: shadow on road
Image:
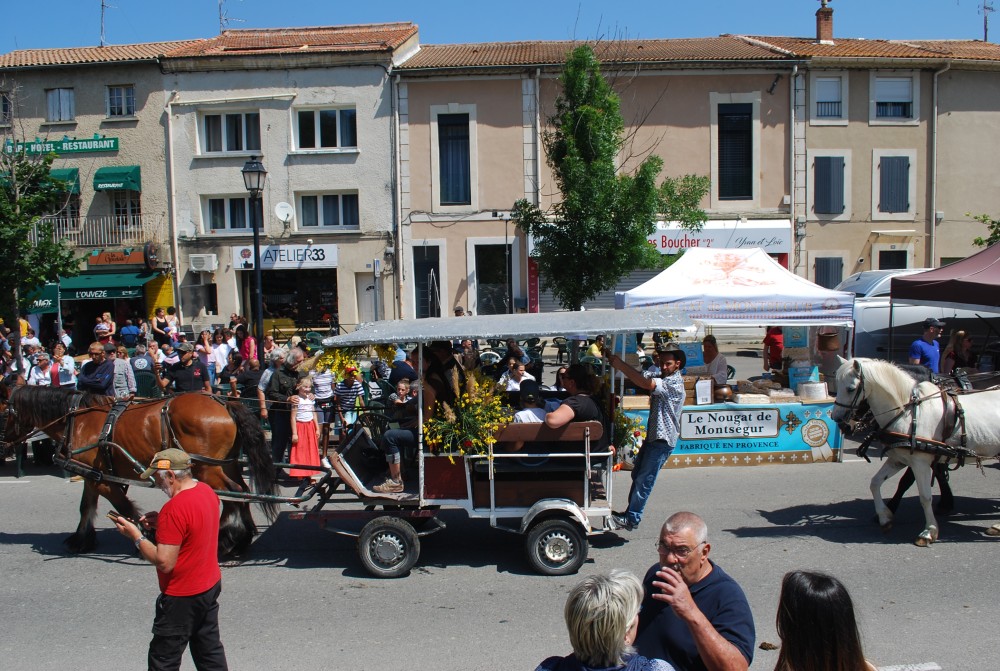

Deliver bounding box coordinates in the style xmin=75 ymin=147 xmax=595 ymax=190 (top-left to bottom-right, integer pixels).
xmin=727 ymin=495 xmax=1000 ymax=545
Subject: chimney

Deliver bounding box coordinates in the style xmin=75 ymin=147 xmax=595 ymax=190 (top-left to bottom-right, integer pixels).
xmin=816 ymin=2 xmax=834 ymax=44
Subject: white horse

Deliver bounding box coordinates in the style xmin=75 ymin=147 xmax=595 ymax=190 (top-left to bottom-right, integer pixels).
xmin=832 ymin=358 xmax=1000 ymax=546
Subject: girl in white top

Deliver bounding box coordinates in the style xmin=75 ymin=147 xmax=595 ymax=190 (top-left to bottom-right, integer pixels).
xmin=289 ymin=377 xmax=321 ymax=486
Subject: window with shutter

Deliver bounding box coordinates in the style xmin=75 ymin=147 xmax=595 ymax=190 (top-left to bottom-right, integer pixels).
xmin=879 ymin=156 xmax=910 ymax=213
xmin=875 ymin=77 xmax=913 ymax=119
xmin=815 ymin=257 xmax=844 ymax=289
xmin=718 ymin=103 xmax=752 ymax=200
xmin=814 ymin=156 xmax=845 ymax=214
xmin=815 ymin=78 xmax=842 ymax=118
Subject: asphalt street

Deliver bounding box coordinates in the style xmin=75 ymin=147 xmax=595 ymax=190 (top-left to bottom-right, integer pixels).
xmin=2 ymin=437 xmax=998 ymax=671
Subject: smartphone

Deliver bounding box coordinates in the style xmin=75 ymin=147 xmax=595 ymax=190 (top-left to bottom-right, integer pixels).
xmin=106 ymin=511 xmax=124 ymax=522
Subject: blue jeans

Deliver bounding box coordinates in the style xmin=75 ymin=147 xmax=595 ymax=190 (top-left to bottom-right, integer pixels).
xmin=381 ymin=428 xmax=418 ymax=465
xmin=625 ymin=438 xmax=674 ymax=528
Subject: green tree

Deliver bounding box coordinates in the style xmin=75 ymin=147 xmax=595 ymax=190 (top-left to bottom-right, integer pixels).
xmin=0 ymin=146 xmax=80 ymax=359
xmin=967 ymin=212 xmax=1000 ymax=248
xmin=512 ymin=45 xmax=708 ymax=311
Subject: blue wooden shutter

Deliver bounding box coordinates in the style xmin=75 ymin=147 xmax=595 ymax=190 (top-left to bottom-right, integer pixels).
xmin=815 ymin=257 xmax=844 ymax=289
xmin=814 ymin=156 xmax=845 ymax=214
xmin=879 ymin=156 xmax=910 ymax=213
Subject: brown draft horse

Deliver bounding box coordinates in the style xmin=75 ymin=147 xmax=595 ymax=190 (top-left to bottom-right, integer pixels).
xmin=0 ymin=380 xmax=277 ymax=558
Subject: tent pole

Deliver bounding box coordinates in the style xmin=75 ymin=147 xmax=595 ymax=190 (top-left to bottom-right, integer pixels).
xmin=888 ymin=300 xmax=895 ymax=362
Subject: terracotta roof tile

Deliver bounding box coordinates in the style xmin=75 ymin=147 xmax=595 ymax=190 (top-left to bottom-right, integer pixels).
xmin=399 ymin=37 xmax=785 ymax=70
xmin=741 ymin=35 xmax=1000 ymax=61
xmin=0 ymin=41 xmax=202 ymax=68
xmin=165 ymin=23 xmax=417 ymax=58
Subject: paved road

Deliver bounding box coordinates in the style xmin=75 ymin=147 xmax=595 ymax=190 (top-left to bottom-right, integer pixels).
xmin=2 ymin=445 xmax=998 ymax=670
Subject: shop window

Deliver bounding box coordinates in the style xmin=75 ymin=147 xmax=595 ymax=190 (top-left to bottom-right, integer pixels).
xmin=106 ymin=85 xmax=135 ymax=117
xmin=717 ymin=103 xmax=752 ymax=200
xmin=111 ymin=190 xmax=141 ymax=226
xmin=45 ymin=88 xmax=74 ymax=122
xmin=202 ymin=112 xmax=260 ymax=153
xmin=1 ymin=92 xmax=11 ymax=124
xmin=298 ymin=193 xmax=359 ymax=229
xmin=413 ymin=245 xmax=441 ymax=319
xmin=295 ymin=108 xmax=357 ymax=150
xmin=253 ymin=269 xmax=338 ymax=327
xmin=205 ymin=196 xmax=263 ymax=232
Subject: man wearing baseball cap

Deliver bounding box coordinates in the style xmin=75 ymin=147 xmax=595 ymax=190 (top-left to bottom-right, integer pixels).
xmin=909 ymin=317 xmax=946 ymax=374
xmin=112 ymin=448 xmax=228 ymax=670
xmin=604 ymin=342 xmax=687 ymax=531
xmin=155 ymin=341 xmax=211 ymax=393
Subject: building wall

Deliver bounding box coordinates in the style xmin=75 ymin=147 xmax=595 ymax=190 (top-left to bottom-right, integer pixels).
xmin=935 ymin=68 xmax=1000 ymax=262
xmin=0 ymin=61 xmax=170 ymax=232
xmin=163 ymin=65 xmax=396 ymax=331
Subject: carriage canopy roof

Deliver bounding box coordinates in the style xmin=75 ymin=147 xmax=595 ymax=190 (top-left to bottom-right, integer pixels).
xmin=322 ymin=306 xmax=694 ymax=347
xmin=614 ymin=247 xmax=855 ymax=326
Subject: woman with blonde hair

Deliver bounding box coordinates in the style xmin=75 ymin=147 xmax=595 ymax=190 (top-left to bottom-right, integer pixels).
xmin=941 ymin=330 xmax=976 ymax=375
xmin=536 ymin=570 xmax=674 ymax=671
xmin=774 ymin=570 xmax=876 ymax=671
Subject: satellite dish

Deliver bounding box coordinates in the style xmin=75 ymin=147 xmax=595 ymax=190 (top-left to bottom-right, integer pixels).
xmin=274 ymin=202 xmax=294 ymax=223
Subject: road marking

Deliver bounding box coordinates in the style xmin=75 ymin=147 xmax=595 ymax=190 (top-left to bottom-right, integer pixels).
xmin=0 ymin=480 xmax=31 ymax=484
xmin=877 ymin=664 xmax=942 ymax=671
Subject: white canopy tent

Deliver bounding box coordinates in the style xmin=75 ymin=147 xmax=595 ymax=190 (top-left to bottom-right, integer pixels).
xmin=615 ymin=247 xmax=854 ymax=326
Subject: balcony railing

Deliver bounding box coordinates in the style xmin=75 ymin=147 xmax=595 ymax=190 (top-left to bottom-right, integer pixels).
xmin=32 ymin=214 xmax=168 ymax=248
xmin=815 ymin=101 xmax=842 ymax=118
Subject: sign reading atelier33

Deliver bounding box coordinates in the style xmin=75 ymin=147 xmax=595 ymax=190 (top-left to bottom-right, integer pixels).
xmin=231 ymin=244 xmax=338 ymax=270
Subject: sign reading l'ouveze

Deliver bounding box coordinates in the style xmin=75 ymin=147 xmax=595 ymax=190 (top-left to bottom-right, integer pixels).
xmin=3 ymin=137 xmax=119 ymax=155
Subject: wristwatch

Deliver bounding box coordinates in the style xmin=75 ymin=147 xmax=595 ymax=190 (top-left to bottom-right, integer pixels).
xmin=134 ymin=535 xmax=147 ymax=549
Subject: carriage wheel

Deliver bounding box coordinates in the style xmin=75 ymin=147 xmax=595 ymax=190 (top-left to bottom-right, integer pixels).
xmin=525 ymin=518 xmax=588 ymax=576
xmin=358 ymin=516 xmax=420 ymax=578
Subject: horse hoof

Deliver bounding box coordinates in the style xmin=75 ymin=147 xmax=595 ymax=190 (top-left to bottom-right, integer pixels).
xmin=915 ymin=526 xmax=938 ymax=546
xmin=986 ymin=524 xmax=1000 ymax=537
xmin=914 ymin=536 xmax=931 ymax=547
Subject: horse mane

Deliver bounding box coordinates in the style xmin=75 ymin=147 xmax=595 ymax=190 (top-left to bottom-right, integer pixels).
xmin=11 ymin=386 xmax=109 ymax=429
xmin=856 ymin=358 xmax=916 ymax=407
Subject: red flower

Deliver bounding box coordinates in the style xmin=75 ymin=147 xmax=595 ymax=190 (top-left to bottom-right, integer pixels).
xmin=633 ymin=430 xmax=641 ymax=437
xmin=462 ymin=440 xmax=473 ymax=448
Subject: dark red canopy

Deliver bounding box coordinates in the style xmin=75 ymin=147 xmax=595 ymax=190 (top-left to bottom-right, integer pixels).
xmin=891 ymin=244 xmax=1000 ymax=312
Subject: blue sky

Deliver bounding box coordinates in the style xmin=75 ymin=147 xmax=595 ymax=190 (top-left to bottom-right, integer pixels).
xmin=2 ymin=0 xmax=991 ymax=52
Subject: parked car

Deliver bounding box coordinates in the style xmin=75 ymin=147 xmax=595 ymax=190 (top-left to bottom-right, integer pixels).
xmin=835 ymin=270 xmax=1000 ymax=363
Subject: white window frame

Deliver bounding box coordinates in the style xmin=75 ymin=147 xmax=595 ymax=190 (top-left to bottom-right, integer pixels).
xmin=869 ymin=71 xmax=920 ymax=126
xmin=806 ymin=148 xmax=852 ymax=222
xmin=45 ymin=88 xmax=75 ymax=123
xmin=465 ymin=235 xmax=521 ymax=317
xmin=106 ymin=84 xmax=136 ymax=118
xmin=430 ymin=103 xmax=478 ymax=213
xmin=198 ymin=111 xmax=261 ymax=155
xmin=871 ymin=148 xmax=917 ymax=222
xmin=809 ymin=70 xmax=848 ymax=126
xmin=296 ymin=192 xmax=360 ymax=230
xmin=709 ymin=92 xmax=761 ymax=211
xmin=291 ymin=107 xmax=358 ymax=153
xmin=201 ymin=195 xmax=262 ymax=234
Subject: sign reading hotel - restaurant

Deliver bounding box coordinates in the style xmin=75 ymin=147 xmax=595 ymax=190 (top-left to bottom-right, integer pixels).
xmin=4 ymin=137 xmax=120 ymax=155
xmin=231 ymin=243 xmax=338 ymax=270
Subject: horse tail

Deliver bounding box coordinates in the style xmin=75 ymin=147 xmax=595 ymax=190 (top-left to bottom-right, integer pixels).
xmin=225 ymin=400 xmax=278 ymax=522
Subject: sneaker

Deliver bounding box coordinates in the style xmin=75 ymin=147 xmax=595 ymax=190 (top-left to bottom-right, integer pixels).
xmin=372 ymin=478 xmax=404 ymax=494
xmin=320 ymin=457 xmax=332 ymax=470
xmin=605 ymin=512 xmax=634 ymax=532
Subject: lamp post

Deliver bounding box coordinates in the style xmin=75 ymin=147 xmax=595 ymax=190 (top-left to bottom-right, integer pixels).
xmin=241 ymin=156 xmax=267 ymax=347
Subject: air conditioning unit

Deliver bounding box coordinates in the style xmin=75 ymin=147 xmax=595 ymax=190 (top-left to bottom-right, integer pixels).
xmin=189 ymin=253 xmax=218 ymax=273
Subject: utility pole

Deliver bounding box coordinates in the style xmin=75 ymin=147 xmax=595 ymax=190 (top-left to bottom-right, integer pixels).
xmin=984 ymin=1 xmax=995 ymax=42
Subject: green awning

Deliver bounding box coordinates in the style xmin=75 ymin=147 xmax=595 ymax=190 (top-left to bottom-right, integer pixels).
xmin=59 ymin=271 xmax=158 ymax=300
xmin=24 ymin=283 xmax=59 ymax=314
xmin=93 ymin=165 xmax=141 ymax=192
xmin=48 ymin=168 xmax=80 ymax=194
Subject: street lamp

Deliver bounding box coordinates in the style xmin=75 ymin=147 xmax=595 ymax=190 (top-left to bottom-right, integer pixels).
xmin=241 ymin=156 xmax=267 ymax=347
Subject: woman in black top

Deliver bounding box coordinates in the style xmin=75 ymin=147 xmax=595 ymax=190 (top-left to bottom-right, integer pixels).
xmin=151 ymin=307 xmax=170 ymax=347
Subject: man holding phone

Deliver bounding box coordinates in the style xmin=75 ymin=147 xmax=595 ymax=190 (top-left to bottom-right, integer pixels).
xmin=634 ymin=512 xmax=754 ymax=671
xmin=112 ymin=448 xmax=228 ymax=671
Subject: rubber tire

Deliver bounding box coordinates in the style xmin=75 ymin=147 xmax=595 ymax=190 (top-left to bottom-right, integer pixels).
xmin=525 ymin=518 xmax=588 ymax=576
xmin=358 ymin=516 xmax=420 ymax=578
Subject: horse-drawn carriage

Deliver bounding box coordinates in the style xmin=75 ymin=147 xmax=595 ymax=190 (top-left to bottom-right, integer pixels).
xmin=1 ymin=307 xmax=692 ymax=577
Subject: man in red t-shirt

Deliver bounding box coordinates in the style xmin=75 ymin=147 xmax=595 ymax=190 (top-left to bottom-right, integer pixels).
xmin=114 ymin=448 xmax=228 ymax=671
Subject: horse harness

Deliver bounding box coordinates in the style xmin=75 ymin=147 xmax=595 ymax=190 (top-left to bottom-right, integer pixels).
xmin=53 ymin=393 xmax=238 ymax=487
xmin=845 ymin=368 xmax=977 ymax=467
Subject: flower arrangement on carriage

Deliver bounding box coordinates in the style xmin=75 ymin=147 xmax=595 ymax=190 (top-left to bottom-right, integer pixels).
xmin=423 ymin=372 xmax=513 ymax=459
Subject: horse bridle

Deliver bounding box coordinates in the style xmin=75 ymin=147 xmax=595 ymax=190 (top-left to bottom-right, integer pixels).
xmin=833 ymin=365 xmax=867 ymax=423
